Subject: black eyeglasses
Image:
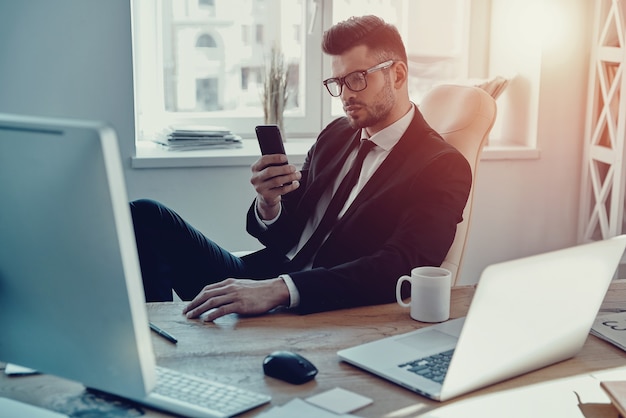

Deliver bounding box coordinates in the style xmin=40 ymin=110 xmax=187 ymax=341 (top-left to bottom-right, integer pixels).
xmin=323 ymin=60 xmax=394 ymax=97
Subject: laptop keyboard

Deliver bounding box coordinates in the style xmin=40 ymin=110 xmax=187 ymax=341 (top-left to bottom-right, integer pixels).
xmin=153 ymin=366 xmax=270 ymax=417
xmin=398 ymin=349 xmax=455 ymax=384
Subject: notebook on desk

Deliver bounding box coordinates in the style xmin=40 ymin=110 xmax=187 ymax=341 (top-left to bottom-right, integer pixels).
xmin=0 ymin=114 xmax=270 ymax=418
xmin=338 ymin=236 xmax=626 ymax=402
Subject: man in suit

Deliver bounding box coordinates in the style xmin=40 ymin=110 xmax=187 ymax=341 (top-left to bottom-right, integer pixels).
xmin=131 ymin=15 xmax=471 ymax=320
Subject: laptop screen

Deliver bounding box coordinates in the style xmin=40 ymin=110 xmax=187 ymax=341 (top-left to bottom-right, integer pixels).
xmin=0 ymin=114 xmax=155 ymax=398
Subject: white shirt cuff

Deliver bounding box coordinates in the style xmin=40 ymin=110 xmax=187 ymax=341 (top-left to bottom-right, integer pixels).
xmin=279 ymin=274 xmax=300 ymax=308
xmin=255 ymin=197 xmax=282 ymax=229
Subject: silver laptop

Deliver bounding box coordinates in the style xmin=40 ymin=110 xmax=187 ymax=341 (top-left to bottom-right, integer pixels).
xmin=338 ymin=236 xmax=626 ymax=401
xmin=0 ymin=113 xmax=270 ymax=417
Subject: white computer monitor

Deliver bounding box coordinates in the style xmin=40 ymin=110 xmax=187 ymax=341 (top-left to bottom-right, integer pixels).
xmin=0 ymin=113 xmax=155 ymax=399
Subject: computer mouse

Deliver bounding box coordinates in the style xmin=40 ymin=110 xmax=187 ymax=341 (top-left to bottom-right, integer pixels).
xmin=262 ymin=350 xmax=318 ymax=384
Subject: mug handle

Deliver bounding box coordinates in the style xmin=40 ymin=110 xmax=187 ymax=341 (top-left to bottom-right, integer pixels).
xmin=396 ymin=275 xmax=411 ymax=307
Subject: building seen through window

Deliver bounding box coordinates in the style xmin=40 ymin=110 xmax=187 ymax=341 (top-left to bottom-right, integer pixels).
xmin=161 ymin=0 xmax=303 ymax=115
xmin=133 ymin=0 xmax=471 ymax=138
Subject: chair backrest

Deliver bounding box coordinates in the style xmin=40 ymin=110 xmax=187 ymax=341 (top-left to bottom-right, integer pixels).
xmin=419 ymin=84 xmax=497 ymax=286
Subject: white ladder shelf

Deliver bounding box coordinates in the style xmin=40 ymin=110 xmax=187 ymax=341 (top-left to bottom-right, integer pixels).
xmin=579 ymin=0 xmax=626 ymax=242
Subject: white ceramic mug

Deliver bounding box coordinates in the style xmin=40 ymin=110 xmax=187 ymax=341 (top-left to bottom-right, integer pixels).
xmin=396 ymin=266 xmax=451 ymax=322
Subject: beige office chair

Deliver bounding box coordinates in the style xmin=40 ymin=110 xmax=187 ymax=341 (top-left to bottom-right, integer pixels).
xmin=419 ymin=84 xmax=497 ymax=286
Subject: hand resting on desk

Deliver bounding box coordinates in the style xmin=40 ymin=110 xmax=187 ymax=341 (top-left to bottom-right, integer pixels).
xmin=182 ymin=277 xmax=290 ymax=321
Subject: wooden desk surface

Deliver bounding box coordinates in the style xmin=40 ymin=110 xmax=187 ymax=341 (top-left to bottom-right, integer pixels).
xmin=3 ymin=281 xmax=626 ymax=417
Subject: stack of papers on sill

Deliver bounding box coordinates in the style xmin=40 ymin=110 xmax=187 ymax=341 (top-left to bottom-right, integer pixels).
xmin=152 ymin=125 xmax=243 ymax=151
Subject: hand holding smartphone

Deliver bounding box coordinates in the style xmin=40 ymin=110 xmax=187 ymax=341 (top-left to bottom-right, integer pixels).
xmin=255 ymin=125 xmax=292 ymax=186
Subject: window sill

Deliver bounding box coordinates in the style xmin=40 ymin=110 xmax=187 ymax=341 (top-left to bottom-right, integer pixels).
xmin=481 ymin=144 xmax=540 ymax=160
xmin=131 ymin=140 xmax=540 ymax=169
xmin=131 ymin=139 xmax=312 ymax=169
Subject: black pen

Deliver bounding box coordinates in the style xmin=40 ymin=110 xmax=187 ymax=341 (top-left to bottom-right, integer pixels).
xmin=149 ymin=322 xmax=178 ymax=344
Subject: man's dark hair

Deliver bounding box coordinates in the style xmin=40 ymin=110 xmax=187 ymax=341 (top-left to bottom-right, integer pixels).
xmin=322 ymin=15 xmax=407 ymax=64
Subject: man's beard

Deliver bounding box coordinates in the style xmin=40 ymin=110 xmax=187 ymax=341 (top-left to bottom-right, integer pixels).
xmin=345 ymin=81 xmax=395 ymax=130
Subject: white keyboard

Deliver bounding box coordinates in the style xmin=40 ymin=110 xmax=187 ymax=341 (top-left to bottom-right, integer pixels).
xmin=141 ymin=367 xmax=270 ymax=418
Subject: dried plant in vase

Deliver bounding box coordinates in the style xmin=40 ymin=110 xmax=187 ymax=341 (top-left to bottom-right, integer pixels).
xmin=261 ymin=45 xmax=289 ymax=138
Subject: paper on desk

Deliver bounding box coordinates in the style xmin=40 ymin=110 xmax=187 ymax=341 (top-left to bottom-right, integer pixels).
xmin=4 ymin=363 xmax=38 ymax=376
xmin=0 ymin=397 xmax=69 ymax=418
xmin=256 ymin=398 xmax=362 ymax=418
xmin=306 ymin=387 xmax=372 ymax=414
xmin=591 ymin=311 xmax=626 ymax=352
xmin=415 ymin=366 xmax=626 ymax=418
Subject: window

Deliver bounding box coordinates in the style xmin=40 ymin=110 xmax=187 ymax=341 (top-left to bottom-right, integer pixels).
xmin=133 ymin=0 xmax=317 ymax=138
xmin=198 ymin=0 xmax=216 ymax=15
xmin=196 ymin=34 xmax=217 ymax=48
xmin=255 ymin=24 xmax=264 ymax=44
xmin=132 ymin=0 xmax=473 ymax=142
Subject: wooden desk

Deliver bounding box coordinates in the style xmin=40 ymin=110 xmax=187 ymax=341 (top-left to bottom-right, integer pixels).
xmin=3 ymin=282 xmax=626 ymax=417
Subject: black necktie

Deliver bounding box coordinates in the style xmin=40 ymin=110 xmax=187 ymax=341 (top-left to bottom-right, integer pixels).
xmin=290 ymin=139 xmax=376 ymax=268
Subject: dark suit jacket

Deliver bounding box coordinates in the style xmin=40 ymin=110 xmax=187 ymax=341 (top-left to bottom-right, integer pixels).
xmin=245 ymin=110 xmax=471 ymax=314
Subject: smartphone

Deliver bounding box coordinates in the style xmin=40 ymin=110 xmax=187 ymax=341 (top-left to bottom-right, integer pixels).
xmin=255 ymin=125 xmax=287 ymax=162
xmin=255 ymin=124 xmax=292 ymax=185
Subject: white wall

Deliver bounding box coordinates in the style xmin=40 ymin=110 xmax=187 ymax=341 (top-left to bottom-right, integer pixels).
xmin=460 ymin=0 xmax=593 ymax=284
xmin=0 ymin=0 xmax=593 ymax=285
xmin=0 ymin=1 xmax=135 ymax=161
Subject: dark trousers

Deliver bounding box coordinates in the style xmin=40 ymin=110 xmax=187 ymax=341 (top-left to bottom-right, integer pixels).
xmin=130 ymin=199 xmax=291 ymax=302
